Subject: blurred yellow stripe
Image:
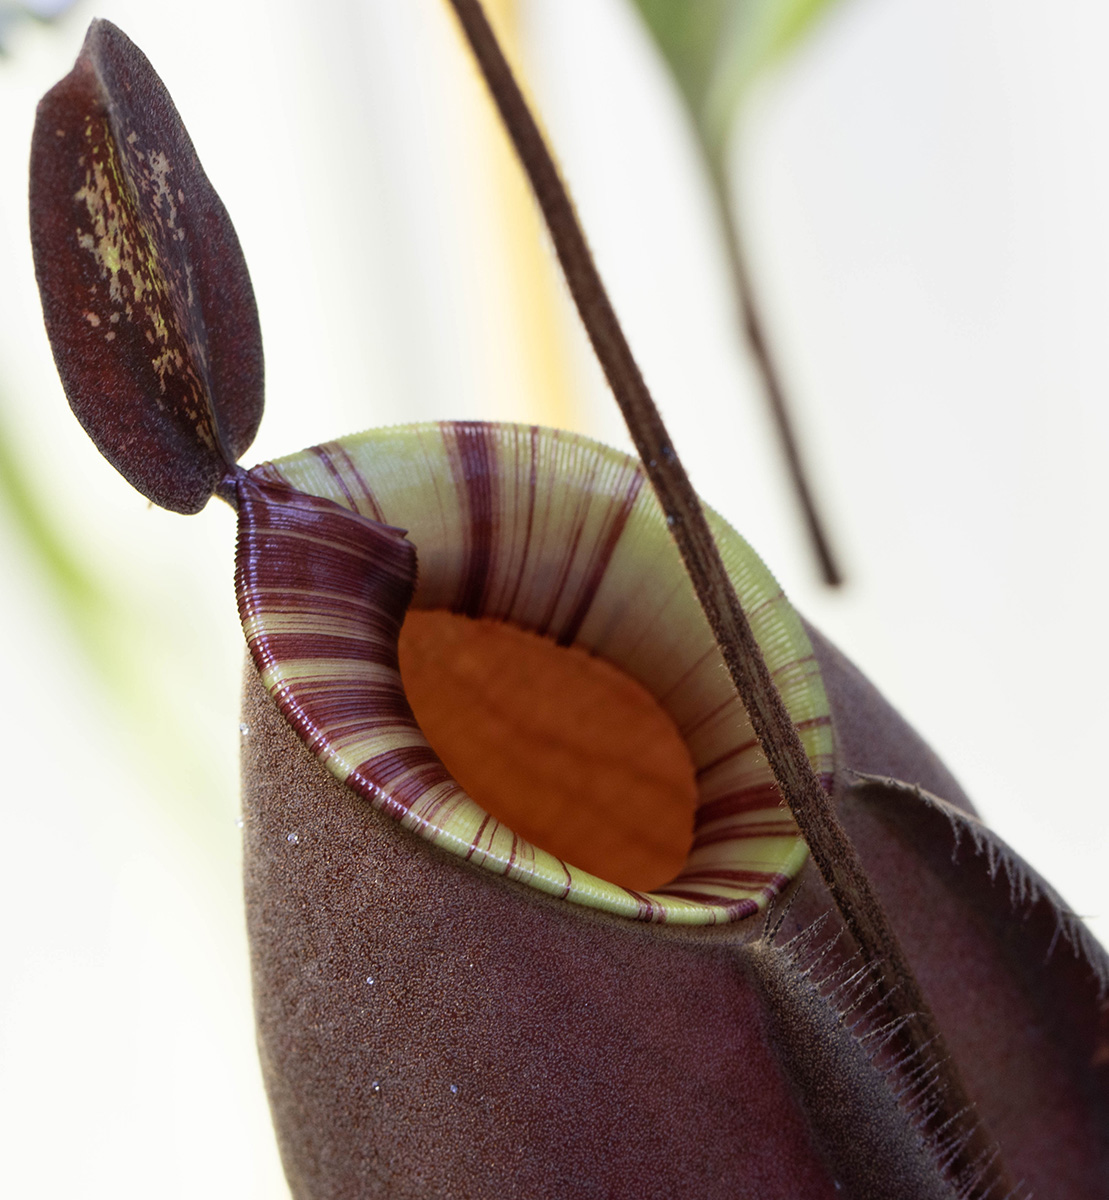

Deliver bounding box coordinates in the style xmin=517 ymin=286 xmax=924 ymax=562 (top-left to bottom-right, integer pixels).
xmin=443 ymin=0 xmax=584 ymax=432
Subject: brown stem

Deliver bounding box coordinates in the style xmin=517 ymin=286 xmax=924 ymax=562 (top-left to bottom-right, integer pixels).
xmin=443 ymin=0 xmax=1012 ymax=1193
xmin=708 ymin=160 xmax=843 ymax=587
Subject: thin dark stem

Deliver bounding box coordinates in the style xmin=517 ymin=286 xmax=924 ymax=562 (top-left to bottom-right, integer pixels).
xmin=443 ymin=1 xmax=1011 ymax=1193
xmin=708 ymin=160 xmax=842 ymax=587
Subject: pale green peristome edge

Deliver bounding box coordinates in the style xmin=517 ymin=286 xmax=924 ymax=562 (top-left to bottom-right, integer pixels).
xmin=630 ymin=0 xmax=847 ymax=157
xmin=261 ymin=423 xmax=833 ymax=925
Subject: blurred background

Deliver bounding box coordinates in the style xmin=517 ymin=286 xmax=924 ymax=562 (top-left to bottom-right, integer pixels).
xmin=2 ymin=0 xmax=1108 ymax=1194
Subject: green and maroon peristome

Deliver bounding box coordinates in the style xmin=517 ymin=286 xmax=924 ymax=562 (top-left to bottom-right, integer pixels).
xmin=235 ymin=421 xmax=835 ymax=924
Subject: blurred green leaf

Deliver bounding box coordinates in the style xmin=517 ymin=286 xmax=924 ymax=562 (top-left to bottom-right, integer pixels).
xmin=0 ymin=399 xmax=107 ymax=627
xmin=0 ymin=386 xmax=233 ymax=830
xmin=631 ymin=0 xmax=845 ymax=158
xmin=630 ymin=0 xmax=848 ymax=586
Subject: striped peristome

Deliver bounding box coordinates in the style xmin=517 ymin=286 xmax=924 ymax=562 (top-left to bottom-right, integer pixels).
xmin=236 ymin=421 xmax=834 ymax=924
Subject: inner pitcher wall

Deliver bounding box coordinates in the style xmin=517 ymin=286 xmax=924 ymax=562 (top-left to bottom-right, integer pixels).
xmin=398 ymin=609 xmax=699 ymax=892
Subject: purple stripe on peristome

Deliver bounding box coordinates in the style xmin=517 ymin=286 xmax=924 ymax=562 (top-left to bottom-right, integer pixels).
xmin=311 ymin=444 xmax=358 ymax=512
xmin=656 ymin=645 xmax=716 ymax=706
xmin=352 ymin=746 xmax=452 ymax=818
xmin=661 ymin=890 xmax=761 ymax=918
xmin=691 ymin=821 xmax=797 ymax=849
xmin=263 ymin=684 xmax=327 ymax=755
xmin=445 ymin=422 xmax=498 ymax=618
xmin=743 ymin=588 xmax=786 ymax=623
xmin=674 ymin=868 xmax=784 ymax=887
xmin=250 ymin=634 xmax=379 ymax=663
xmin=534 ymin=453 xmax=596 ymax=638
xmin=695 ymin=734 xmax=760 ymax=780
xmin=623 ymin=889 xmax=664 ymax=921
xmin=695 ymin=784 xmax=784 ymax=828
xmin=500 ymin=426 xmax=539 ymax=619
xmin=236 ymin=479 xmax=416 ymax=616
xmin=302 ymin=690 xmax=413 ymax=735
xmin=330 ymin=441 xmax=385 ymax=521
xmin=356 ymin=744 xmax=443 ymax=786
xmin=771 ymin=653 xmax=817 ymax=680
xmin=465 ymin=812 xmax=494 ymax=861
xmin=678 ymin=692 xmax=739 ymax=741
xmin=557 ymin=465 xmax=644 ymax=646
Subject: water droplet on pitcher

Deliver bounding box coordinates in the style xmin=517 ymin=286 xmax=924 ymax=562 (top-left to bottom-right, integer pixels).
xmin=449 ymin=1083 xmax=459 ymax=1096
xmin=370 ymin=1080 xmax=381 ymax=1095
xmin=365 ymin=975 xmax=375 ymax=986
xmin=286 ymin=831 xmax=300 ymax=845
xmin=239 ymin=722 xmax=250 ymax=736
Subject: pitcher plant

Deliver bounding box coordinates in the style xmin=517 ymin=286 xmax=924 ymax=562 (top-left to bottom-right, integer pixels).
xmin=27 ymin=10 xmax=1109 ymax=1198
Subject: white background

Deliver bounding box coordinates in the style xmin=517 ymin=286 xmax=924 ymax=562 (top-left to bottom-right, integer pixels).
xmin=1 ymin=1 xmax=1107 ymax=1194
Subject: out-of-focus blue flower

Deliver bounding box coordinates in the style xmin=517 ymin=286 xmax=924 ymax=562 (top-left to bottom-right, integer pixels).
xmin=0 ymin=0 xmax=80 ymax=54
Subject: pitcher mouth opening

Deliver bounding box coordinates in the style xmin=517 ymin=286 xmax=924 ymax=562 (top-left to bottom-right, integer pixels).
xmin=237 ymin=422 xmax=834 ymax=925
